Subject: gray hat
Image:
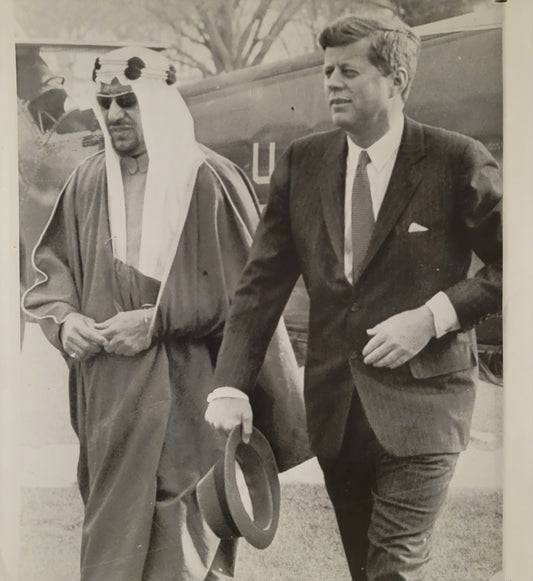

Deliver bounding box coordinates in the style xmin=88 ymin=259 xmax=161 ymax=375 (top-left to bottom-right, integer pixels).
xmin=196 ymin=427 xmax=280 ymax=549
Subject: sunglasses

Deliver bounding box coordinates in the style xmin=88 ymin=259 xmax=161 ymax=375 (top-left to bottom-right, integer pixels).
xmin=96 ymin=91 xmax=138 ymax=110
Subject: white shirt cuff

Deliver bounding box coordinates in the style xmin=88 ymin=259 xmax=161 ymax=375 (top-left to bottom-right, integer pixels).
xmin=425 ymin=291 xmax=460 ymax=339
xmin=207 ymin=387 xmax=249 ymax=403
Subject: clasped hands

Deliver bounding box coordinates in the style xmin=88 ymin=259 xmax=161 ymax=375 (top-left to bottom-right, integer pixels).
xmin=60 ymin=308 xmax=155 ymax=361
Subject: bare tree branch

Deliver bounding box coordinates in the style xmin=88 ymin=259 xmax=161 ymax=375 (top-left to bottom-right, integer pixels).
xmin=15 ymin=0 xmax=478 ymax=78
xmin=216 ymin=3 xmax=236 ymax=60
xmin=140 ymin=1 xmax=213 ymax=47
xmin=250 ymin=0 xmax=308 ymax=66
xmin=171 ymin=23 xmax=209 ymax=47
xmin=167 ymin=46 xmax=215 ymax=77
xmin=200 ymin=9 xmax=236 ymax=71
xmin=235 ymin=0 xmax=272 ymax=59
xmin=145 ymin=0 xmax=206 ymax=33
xmin=235 ymin=19 xmax=261 ymax=68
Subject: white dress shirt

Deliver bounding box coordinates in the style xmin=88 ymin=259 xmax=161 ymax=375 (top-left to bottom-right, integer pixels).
xmin=344 ymin=113 xmax=459 ymax=338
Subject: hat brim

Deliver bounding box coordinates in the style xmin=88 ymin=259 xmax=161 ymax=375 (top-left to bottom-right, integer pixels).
xmin=197 ymin=427 xmax=280 ymax=549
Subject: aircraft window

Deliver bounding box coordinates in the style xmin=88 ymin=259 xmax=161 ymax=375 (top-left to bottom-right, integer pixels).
xmin=27 ymin=86 xmax=67 ymax=133
xmin=16 ymin=51 xmax=70 ymax=134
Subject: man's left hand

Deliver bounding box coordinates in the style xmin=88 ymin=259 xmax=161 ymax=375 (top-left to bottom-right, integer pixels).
xmin=94 ymin=308 xmax=154 ymax=357
xmin=362 ymin=306 xmax=436 ymax=369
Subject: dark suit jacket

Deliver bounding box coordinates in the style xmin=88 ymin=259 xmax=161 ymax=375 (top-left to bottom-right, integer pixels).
xmin=215 ymin=117 xmax=502 ymax=459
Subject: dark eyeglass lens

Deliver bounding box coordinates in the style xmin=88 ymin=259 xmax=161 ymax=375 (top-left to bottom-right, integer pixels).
xmin=96 ymin=95 xmax=112 ymax=110
xmin=96 ymin=92 xmax=137 ymax=110
xmin=116 ymin=92 xmax=137 ymax=108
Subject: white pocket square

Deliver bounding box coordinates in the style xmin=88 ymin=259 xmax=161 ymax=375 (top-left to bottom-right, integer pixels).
xmin=408 ymin=222 xmax=429 ymax=233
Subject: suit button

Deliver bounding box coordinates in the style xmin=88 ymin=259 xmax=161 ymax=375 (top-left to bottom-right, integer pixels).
xmin=349 ymin=350 xmax=358 ymax=360
xmin=350 ymin=302 xmax=359 ymax=312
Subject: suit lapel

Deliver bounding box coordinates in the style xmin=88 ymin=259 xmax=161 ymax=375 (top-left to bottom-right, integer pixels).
xmin=355 ymin=118 xmax=426 ymax=282
xmin=317 ymin=130 xmax=348 ymax=268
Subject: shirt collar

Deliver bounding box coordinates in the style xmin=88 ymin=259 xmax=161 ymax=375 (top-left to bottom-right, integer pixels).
xmin=346 ymin=113 xmax=404 ymax=172
xmin=120 ymin=151 xmax=149 ymax=175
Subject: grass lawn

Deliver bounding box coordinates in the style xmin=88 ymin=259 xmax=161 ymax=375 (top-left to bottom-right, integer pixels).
xmin=20 ymin=482 xmax=501 ymax=581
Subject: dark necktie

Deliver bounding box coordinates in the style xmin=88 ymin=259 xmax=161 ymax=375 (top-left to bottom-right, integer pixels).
xmin=351 ymin=150 xmax=374 ymax=283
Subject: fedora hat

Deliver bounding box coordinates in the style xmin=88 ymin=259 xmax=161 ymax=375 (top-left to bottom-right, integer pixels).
xmin=196 ymin=426 xmax=281 ymax=549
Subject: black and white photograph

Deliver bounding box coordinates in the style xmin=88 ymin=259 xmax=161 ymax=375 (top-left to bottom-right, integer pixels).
xmin=0 ymin=0 xmax=532 ymax=580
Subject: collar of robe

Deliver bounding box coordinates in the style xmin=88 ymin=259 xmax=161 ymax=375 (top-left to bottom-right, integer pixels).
xmin=120 ymin=151 xmax=149 ymax=175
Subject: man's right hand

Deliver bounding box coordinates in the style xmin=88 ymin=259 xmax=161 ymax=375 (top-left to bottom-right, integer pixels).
xmin=204 ymin=396 xmax=253 ymax=444
xmin=60 ymin=313 xmax=108 ymax=361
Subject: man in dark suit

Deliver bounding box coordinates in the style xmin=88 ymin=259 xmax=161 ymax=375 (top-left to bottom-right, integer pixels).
xmin=205 ymin=14 xmax=502 ymax=581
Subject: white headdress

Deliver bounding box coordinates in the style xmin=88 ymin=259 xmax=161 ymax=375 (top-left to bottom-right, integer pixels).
xmin=92 ymin=46 xmax=206 ymax=281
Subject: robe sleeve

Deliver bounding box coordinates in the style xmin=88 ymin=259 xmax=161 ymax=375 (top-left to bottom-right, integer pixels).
xmin=22 ymin=174 xmax=83 ymax=351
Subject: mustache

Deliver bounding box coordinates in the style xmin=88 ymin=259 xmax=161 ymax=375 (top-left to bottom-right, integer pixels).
xmin=108 ymin=121 xmax=133 ymax=128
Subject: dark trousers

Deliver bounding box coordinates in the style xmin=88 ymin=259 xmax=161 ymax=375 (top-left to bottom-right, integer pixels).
xmin=318 ymin=389 xmax=458 ymax=581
